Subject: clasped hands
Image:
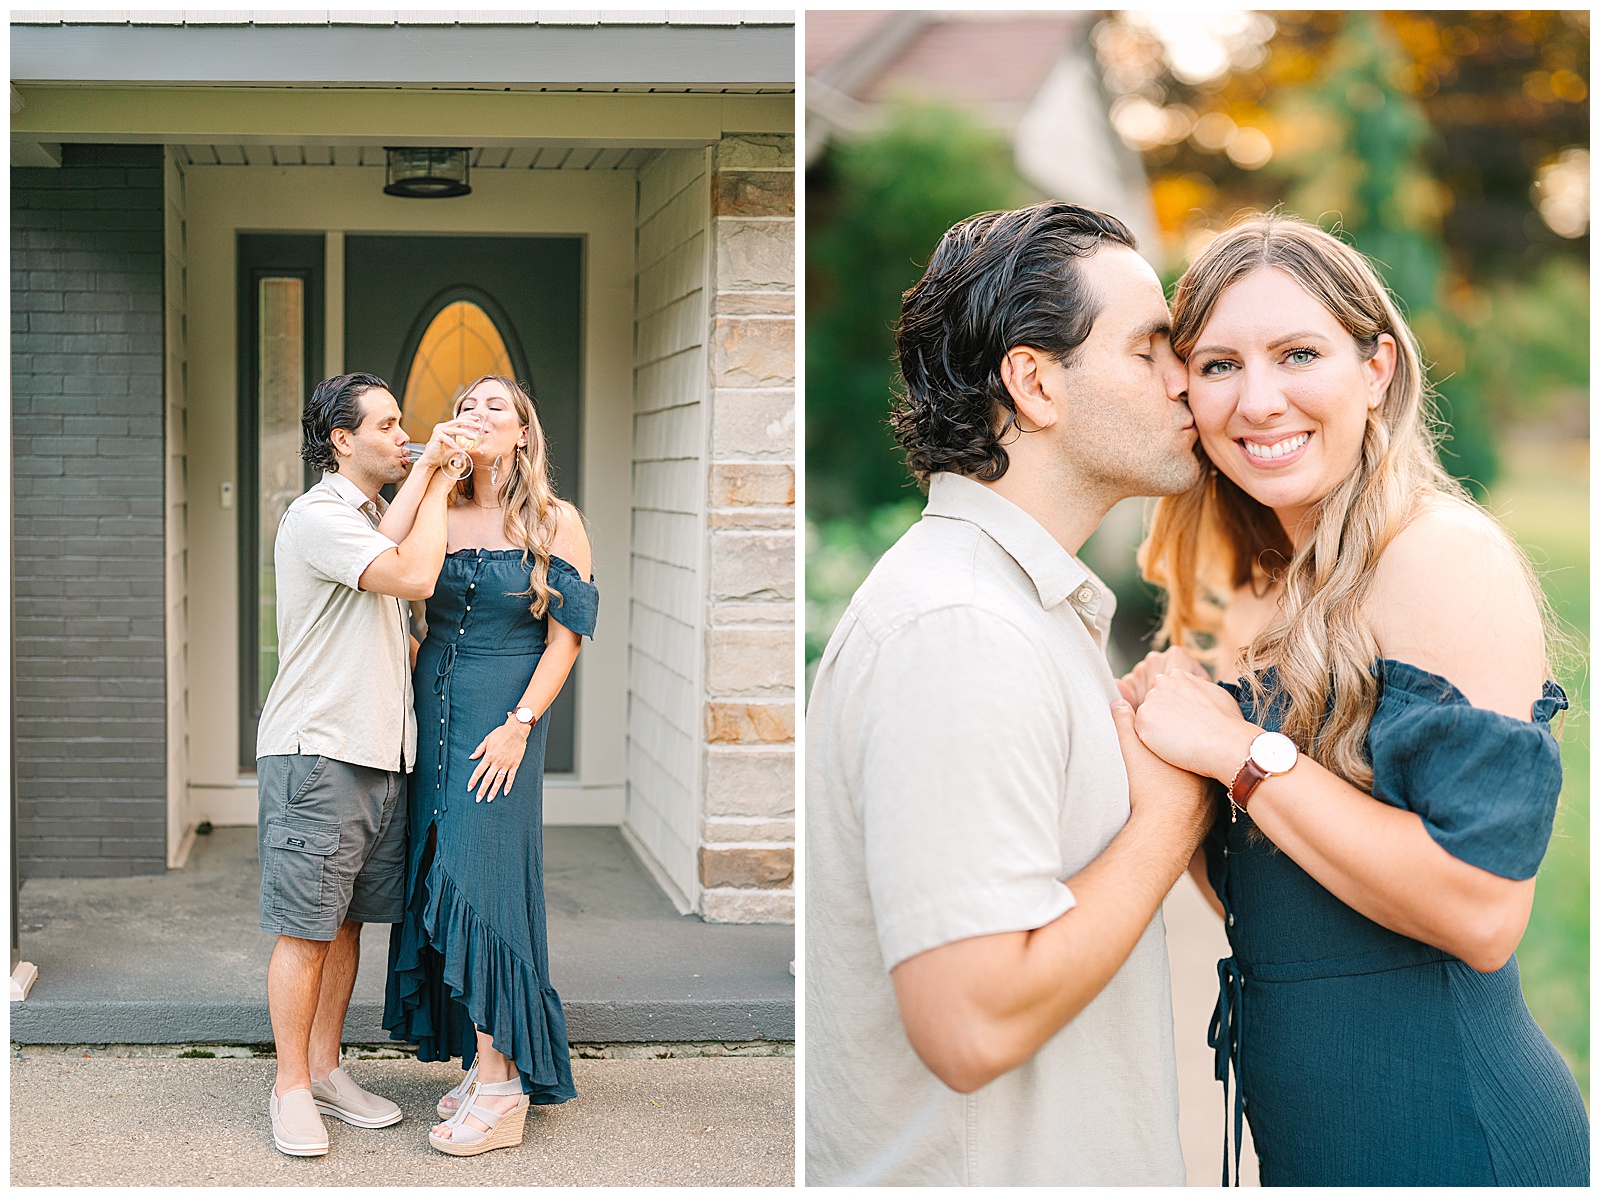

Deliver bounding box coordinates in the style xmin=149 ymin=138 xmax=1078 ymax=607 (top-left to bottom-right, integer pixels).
xmin=1116 ymin=647 xmax=1260 ymax=786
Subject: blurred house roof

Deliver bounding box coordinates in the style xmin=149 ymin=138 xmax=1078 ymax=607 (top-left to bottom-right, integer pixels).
xmin=804 ymin=9 xmax=898 ymax=79
xmin=859 ymin=14 xmax=1082 ymax=112
xmin=806 ymin=9 xmax=1162 ymax=264
xmin=807 ymin=11 xmax=1087 ymax=138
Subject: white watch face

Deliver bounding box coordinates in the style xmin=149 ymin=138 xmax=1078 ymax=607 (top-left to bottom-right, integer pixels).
xmin=1250 ymin=731 xmax=1299 ymax=774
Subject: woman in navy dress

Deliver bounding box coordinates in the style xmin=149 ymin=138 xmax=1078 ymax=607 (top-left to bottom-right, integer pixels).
xmin=1118 ymin=214 xmax=1587 ymax=1185
xmin=380 ymin=374 xmax=597 ymax=1156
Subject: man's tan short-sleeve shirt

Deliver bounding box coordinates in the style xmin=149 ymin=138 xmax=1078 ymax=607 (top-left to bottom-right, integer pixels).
xmin=256 ymin=471 xmax=417 ymax=773
xmin=805 ymin=472 xmax=1184 ymax=1186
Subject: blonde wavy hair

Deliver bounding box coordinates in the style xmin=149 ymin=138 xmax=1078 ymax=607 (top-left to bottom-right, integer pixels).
xmin=452 ymin=374 xmax=565 ymax=618
xmin=1141 ymin=213 xmax=1546 ymax=788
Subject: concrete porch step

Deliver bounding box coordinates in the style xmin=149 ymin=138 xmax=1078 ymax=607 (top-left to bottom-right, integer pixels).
xmin=11 ymin=826 xmax=794 ymax=1046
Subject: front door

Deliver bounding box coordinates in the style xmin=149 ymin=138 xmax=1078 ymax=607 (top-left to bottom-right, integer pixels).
xmin=344 ymin=235 xmax=585 ymax=774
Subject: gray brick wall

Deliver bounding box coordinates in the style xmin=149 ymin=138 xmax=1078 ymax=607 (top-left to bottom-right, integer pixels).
xmin=13 ymin=144 xmax=168 ymax=878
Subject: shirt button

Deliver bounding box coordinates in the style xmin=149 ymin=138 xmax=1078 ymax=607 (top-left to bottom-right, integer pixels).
xmin=1227 ymin=913 xmax=1236 ymax=927
xmin=1076 ymin=586 xmax=1094 ymax=603
xmin=465 ymin=606 xmax=471 ymax=612
xmin=459 ymin=628 xmax=465 ymax=635
xmin=1222 ymin=846 xmax=1229 ymax=857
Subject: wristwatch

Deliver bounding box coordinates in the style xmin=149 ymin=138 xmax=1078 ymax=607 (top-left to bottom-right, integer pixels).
xmin=1226 ymin=731 xmax=1299 ymax=822
xmin=510 ymin=706 xmax=537 ymax=729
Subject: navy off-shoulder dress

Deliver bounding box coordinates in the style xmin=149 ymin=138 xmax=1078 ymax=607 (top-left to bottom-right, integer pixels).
xmin=1207 ymin=659 xmax=1589 ymax=1186
xmin=384 ymin=549 xmax=598 ymax=1103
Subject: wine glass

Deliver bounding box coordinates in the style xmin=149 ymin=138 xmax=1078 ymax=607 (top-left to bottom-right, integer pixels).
xmin=406 ymin=415 xmax=487 ymax=481
xmin=447 ymin=413 xmax=490 ymax=481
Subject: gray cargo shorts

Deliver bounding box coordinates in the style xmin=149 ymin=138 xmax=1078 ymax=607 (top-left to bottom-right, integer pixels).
xmin=257 ymin=753 xmax=407 ymax=941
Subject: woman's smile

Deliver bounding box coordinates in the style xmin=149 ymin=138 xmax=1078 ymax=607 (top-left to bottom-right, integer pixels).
xmin=1237 ymin=430 xmax=1311 ymax=466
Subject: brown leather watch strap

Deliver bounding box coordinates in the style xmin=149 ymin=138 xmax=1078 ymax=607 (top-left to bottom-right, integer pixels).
xmin=1227 ymin=759 xmax=1270 ymax=820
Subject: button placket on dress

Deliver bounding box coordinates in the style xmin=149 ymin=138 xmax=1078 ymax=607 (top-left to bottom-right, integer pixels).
xmin=431 ymin=550 xmax=486 ymax=818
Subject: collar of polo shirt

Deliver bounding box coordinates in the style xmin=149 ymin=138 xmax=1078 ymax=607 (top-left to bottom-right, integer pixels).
xmin=924 ymin=472 xmax=1102 ymax=613
xmin=321 ymin=469 xmax=387 ymax=517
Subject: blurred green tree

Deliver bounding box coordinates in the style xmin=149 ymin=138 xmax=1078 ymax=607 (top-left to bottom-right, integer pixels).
xmin=1119 ymin=12 xmax=1589 ymax=278
xmin=1465 ymin=259 xmax=1590 ymax=431
xmin=1273 ymin=11 xmax=1497 ymax=492
xmin=806 ymin=102 xmax=1024 ymax=520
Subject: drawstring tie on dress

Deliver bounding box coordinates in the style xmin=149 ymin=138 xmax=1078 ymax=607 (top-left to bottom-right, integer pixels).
xmin=1209 ymin=955 xmax=1247 ymax=1187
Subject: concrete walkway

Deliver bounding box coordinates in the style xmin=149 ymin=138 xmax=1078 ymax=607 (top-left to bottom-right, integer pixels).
xmin=9 ymin=1055 xmax=794 ymax=1186
xmin=11 ymin=826 xmax=794 ymax=1046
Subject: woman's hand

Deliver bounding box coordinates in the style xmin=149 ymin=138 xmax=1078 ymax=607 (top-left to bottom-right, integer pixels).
xmin=415 ymin=415 xmax=487 ymax=473
xmin=467 ymin=718 xmax=531 ymax=802
xmin=1133 ymin=670 xmax=1259 ymax=782
xmin=1117 ymin=646 xmax=1210 ymax=708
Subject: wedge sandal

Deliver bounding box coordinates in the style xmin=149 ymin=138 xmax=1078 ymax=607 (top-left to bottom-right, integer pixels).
xmin=436 ymin=1058 xmax=479 ymax=1120
xmin=428 ymin=1076 xmax=529 ymax=1157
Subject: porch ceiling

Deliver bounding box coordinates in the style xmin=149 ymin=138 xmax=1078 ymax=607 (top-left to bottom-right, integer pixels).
xmin=176 ymin=144 xmax=663 ymax=170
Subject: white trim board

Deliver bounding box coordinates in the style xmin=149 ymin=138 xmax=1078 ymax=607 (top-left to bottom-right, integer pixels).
xmin=190 ymin=776 xmax=622 ymax=828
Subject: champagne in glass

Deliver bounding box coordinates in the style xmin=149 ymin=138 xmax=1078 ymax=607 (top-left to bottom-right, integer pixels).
xmin=440 ymin=416 xmax=486 ymax=482
xmin=402 ymin=414 xmax=487 ymax=479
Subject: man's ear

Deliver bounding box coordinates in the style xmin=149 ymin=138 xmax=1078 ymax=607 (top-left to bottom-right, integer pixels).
xmin=329 ymin=426 xmax=355 ymax=459
xmin=998 ymin=345 xmax=1061 ymax=432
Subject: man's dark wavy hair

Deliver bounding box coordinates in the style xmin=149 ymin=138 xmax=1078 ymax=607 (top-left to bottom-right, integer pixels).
xmin=301 ymin=372 xmax=389 ymax=474
xmin=890 ymin=202 xmax=1137 ymax=485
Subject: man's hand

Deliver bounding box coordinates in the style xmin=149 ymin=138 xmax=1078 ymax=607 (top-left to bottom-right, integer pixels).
xmin=1112 ymin=699 xmax=1215 ymax=852
xmin=1116 ymin=645 xmax=1209 ymax=707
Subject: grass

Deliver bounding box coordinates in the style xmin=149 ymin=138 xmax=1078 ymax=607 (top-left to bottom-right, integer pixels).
xmin=1485 ymin=437 xmax=1590 ymax=1103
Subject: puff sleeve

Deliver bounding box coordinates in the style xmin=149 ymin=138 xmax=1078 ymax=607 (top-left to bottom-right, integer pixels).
xmin=1366 ymin=659 xmax=1568 ymax=881
xmin=546 ymin=556 xmax=599 ymax=639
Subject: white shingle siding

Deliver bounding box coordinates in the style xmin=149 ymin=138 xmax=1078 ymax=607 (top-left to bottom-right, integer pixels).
xmin=627 ymin=146 xmax=712 ymax=906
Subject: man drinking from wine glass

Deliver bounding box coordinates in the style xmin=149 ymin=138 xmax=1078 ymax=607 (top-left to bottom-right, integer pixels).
xmin=254 ymin=372 xmax=479 ymax=1157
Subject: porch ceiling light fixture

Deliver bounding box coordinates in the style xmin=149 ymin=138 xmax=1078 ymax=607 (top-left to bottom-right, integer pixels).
xmin=383 ymin=148 xmax=472 ymax=199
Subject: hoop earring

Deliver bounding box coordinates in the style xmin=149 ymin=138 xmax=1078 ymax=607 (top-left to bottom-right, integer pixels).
xmin=491 ymin=455 xmax=504 ymax=488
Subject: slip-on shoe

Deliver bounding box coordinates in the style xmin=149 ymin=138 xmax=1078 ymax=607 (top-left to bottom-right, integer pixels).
xmin=310 ymin=1066 xmax=403 ymax=1128
xmin=270 ymin=1086 xmax=330 ymax=1156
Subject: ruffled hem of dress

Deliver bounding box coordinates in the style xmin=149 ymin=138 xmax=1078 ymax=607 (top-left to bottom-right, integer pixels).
xmin=383 ymin=851 xmax=576 ymax=1105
